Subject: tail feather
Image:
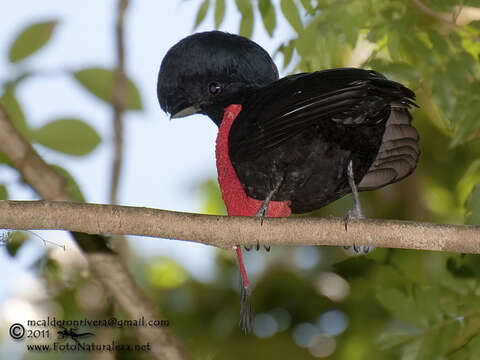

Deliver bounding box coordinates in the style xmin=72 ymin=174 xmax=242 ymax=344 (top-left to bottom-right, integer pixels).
xmin=359 ymin=105 xmax=419 ymax=191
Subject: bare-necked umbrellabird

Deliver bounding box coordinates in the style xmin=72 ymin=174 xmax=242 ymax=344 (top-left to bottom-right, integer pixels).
xmin=157 ymin=31 xmax=419 ymax=332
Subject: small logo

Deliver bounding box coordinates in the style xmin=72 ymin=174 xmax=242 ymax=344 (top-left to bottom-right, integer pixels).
xmin=57 ymin=326 xmax=94 ymax=345
xmin=9 ymin=323 xmax=25 ymax=340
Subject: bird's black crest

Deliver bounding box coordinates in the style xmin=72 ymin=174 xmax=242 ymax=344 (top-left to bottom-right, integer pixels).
xmin=157 ymin=31 xmax=279 ymax=123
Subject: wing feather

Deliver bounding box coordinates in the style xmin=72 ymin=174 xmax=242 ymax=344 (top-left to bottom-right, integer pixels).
xmin=229 ymin=68 xmax=416 ymax=163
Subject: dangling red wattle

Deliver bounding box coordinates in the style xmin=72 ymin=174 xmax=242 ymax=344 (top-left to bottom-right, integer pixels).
xmin=215 ymin=104 xmax=291 ymax=333
xmin=215 ymin=104 xmax=291 ymax=218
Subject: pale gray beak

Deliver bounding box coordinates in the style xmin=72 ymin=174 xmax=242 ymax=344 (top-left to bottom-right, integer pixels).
xmin=171 ymin=105 xmax=201 ymax=119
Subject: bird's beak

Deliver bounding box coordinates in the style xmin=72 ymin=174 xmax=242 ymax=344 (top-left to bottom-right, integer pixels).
xmin=171 ymin=105 xmax=201 ymax=119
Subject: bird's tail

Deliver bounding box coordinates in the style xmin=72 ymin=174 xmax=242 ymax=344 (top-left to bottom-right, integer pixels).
xmin=358 ymin=104 xmax=420 ymax=190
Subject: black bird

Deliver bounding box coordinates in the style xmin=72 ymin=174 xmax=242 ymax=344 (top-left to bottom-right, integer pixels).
xmin=157 ymin=31 xmax=419 ymax=332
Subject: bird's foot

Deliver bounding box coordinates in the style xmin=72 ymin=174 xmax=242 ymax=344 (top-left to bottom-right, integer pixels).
xmin=245 ymin=197 xmax=272 ymax=251
xmin=343 ymin=160 xmax=374 ymax=254
xmin=244 ymin=240 xmax=270 ymax=252
xmin=254 ymin=198 xmax=269 ymax=224
xmin=343 ymin=211 xmax=373 ymax=254
xmin=344 ymin=208 xmax=364 ymax=231
xmin=344 ymin=211 xmax=373 ymax=254
xmin=344 ymin=243 xmax=374 ymax=254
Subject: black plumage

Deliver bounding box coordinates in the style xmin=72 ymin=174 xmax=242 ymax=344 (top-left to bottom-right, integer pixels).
xmin=157 ymin=31 xmax=419 ymax=214
xmin=228 ymin=68 xmax=418 ymax=213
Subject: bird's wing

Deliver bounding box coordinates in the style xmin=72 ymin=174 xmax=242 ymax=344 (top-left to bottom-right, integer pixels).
xmin=229 ymin=68 xmax=416 ymax=162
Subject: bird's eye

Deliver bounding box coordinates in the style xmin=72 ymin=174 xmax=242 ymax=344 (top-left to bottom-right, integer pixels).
xmin=208 ymin=82 xmax=221 ymax=95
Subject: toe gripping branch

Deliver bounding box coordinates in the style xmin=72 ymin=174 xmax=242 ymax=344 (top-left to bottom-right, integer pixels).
xmin=236 ymin=245 xmax=253 ymax=333
xmin=344 ymin=160 xmax=373 ymax=254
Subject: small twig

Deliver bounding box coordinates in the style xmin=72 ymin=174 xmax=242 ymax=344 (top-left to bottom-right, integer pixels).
xmin=110 ymin=0 xmax=129 ymax=205
xmin=409 ymin=0 xmax=480 ymax=42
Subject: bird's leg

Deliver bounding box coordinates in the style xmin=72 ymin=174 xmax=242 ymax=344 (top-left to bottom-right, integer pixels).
xmin=245 ymin=178 xmax=283 ymax=252
xmin=346 ymin=160 xmax=364 ymax=223
xmin=344 ymin=160 xmax=373 ymax=254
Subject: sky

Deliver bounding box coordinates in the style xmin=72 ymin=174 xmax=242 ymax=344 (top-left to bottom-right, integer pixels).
xmin=0 ymin=1 xmax=295 ymax=349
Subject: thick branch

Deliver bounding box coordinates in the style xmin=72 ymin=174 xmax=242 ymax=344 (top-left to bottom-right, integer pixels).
xmin=1 ymin=200 xmax=479 ymax=254
xmin=0 ymin=105 xmax=189 ymax=360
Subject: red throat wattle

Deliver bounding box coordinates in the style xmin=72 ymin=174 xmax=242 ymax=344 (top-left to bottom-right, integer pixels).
xmin=216 ymin=104 xmax=291 ymax=218
xmin=215 ymin=104 xmax=291 ymax=294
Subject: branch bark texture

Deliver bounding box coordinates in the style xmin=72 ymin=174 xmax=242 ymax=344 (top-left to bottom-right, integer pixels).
xmin=1 ymin=200 xmax=479 ymax=254
xmin=0 ymin=105 xmax=189 ymax=360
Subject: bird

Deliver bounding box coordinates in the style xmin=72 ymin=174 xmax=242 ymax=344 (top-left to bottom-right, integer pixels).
xmin=157 ymin=31 xmax=420 ymax=333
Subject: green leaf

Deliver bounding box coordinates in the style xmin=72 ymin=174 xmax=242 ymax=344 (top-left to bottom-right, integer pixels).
xmin=377 ymin=331 xmax=415 ymax=350
xmin=456 ymin=159 xmax=480 ymax=207
xmin=73 ymin=67 xmax=142 ymax=110
xmin=258 ymin=0 xmax=276 ymax=37
xmin=0 ymin=90 xmax=28 ymax=135
xmin=51 ymin=165 xmax=86 ymax=203
xmin=401 ymin=339 xmax=422 ymax=360
xmin=31 ymin=118 xmax=101 ymax=156
xmin=279 ymin=41 xmax=295 ymax=69
xmin=446 ymin=257 xmax=476 ymax=278
xmin=368 ymin=59 xmax=420 ymax=84
xmin=214 ymin=0 xmax=226 ymax=28
xmin=5 ymin=231 xmax=28 ymax=257
xmin=466 ymin=183 xmax=480 ymax=225
xmin=194 ymin=0 xmax=210 ymax=29
xmin=418 ymin=321 xmax=461 ymax=360
xmin=235 ymin=0 xmax=254 ymax=38
xmin=9 ymin=20 xmax=57 ymax=63
xmin=450 ymin=97 xmax=480 ymax=148
xmin=431 ymin=71 xmax=456 ymax=123
xmin=146 ymin=257 xmax=189 ymax=289
xmin=376 ymin=288 xmax=427 ymax=328
xmin=299 ymin=0 xmax=314 ymax=15
xmin=280 ymin=0 xmax=303 ymax=34
xmin=0 ymin=185 xmax=8 ymax=200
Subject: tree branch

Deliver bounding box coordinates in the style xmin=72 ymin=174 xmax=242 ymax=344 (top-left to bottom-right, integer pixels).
xmin=409 ymin=0 xmax=480 ymax=42
xmin=0 ymin=200 xmax=479 ymax=253
xmin=0 ymin=104 xmax=189 ymax=360
xmin=111 ymin=0 xmax=129 ymax=205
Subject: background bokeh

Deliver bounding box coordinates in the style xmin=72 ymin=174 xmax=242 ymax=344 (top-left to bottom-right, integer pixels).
xmin=1 ymin=0 xmax=480 ymax=359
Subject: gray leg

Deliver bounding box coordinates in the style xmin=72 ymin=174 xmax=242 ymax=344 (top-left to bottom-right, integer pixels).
xmin=245 ymin=178 xmax=283 ymax=252
xmin=344 ymin=160 xmax=373 ymax=254
xmin=345 ymin=160 xmax=364 ymax=224
xmin=254 ymin=179 xmax=283 ymax=218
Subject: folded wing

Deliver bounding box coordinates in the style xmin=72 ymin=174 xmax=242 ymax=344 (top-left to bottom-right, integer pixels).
xmin=229 ymin=68 xmax=418 ymax=190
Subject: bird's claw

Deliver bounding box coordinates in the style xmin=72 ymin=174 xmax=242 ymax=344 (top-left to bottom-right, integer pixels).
xmin=344 ymin=208 xmax=364 ymax=231
xmin=244 ymin=241 xmax=270 ymax=252
xmin=344 ymin=244 xmax=374 ymax=254
xmin=344 ymin=202 xmax=373 ymax=254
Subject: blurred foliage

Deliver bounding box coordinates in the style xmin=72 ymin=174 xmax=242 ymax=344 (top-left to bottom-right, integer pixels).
xmin=8 ymin=20 xmax=57 ymax=63
xmin=74 ymin=68 xmax=143 ymax=110
xmin=1 ymin=1 xmax=480 ymax=360
xmin=190 ymin=0 xmax=480 ymax=359
xmin=31 ymin=118 xmax=101 ymax=156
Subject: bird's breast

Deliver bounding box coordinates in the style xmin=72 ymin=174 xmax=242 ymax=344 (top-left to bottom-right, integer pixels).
xmin=215 ymin=104 xmax=291 ymax=217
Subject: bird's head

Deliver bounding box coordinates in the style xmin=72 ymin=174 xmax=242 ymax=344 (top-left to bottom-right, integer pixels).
xmin=157 ymin=31 xmax=279 ymax=125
